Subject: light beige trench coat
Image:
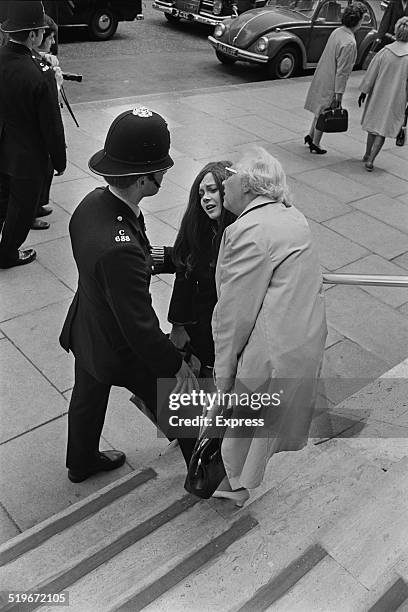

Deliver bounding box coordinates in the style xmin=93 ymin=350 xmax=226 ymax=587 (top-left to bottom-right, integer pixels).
xmin=360 ymin=41 xmax=408 ymax=138
xmin=304 ymin=26 xmax=357 ymax=115
xmin=212 ymin=196 xmax=327 ymax=490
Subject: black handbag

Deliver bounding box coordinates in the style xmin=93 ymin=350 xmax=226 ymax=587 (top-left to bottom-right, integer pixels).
xmin=316 ymin=107 xmax=348 ymax=133
xmin=184 ymin=400 xmax=229 ymax=499
xmin=396 ymin=106 xmax=408 ymax=147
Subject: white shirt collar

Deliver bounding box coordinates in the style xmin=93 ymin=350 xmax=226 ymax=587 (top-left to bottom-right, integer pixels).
xmin=108 ymin=186 xmax=140 ymax=217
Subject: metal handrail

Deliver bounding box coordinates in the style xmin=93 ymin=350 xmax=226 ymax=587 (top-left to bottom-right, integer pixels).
xmin=323 ymin=273 xmax=408 ymax=288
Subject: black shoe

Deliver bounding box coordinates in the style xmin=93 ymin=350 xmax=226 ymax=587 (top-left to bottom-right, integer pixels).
xmin=304 ymin=135 xmax=313 ymax=146
xmin=31 ymin=218 xmax=50 ymax=230
xmin=68 ymin=450 xmax=126 ymax=483
xmin=309 ymin=142 xmax=327 ymax=155
xmin=37 ymin=205 xmax=53 ymax=217
xmin=0 ymin=248 xmax=36 ymax=269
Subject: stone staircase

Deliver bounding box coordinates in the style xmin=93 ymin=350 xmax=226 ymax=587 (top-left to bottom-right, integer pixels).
xmin=1 ymin=383 xmax=407 ymax=612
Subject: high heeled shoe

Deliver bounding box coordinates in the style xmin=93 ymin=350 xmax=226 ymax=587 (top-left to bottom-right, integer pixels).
xmin=304 ymin=135 xmax=313 ymax=146
xmin=212 ymin=488 xmax=250 ymax=507
xmin=309 ymin=142 xmax=327 ymax=155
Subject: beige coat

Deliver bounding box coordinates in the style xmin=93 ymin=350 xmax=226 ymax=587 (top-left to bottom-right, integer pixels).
xmin=212 ymin=196 xmax=327 ymax=490
xmin=304 ymin=26 xmax=357 ymax=115
xmin=360 ymin=41 xmax=408 ymax=138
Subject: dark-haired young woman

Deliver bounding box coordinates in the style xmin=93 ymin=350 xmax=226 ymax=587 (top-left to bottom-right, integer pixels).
xmin=152 ymin=161 xmax=235 ymax=376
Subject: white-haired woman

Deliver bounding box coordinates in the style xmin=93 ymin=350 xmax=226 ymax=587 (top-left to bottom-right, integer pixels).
xmin=358 ymin=16 xmax=408 ymax=171
xmin=211 ymin=146 xmax=327 ymax=506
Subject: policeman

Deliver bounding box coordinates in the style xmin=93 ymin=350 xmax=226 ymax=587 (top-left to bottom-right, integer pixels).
xmin=0 ymin=1 xmax=66 ymax=268
xmin=376 ymin=0 xmax=408 ymax=49
xmin=60 ymin=107 xmax=197 ymax=483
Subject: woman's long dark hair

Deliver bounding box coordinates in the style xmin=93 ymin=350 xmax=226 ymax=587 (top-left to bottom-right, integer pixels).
xmin=172 ymin=161 xmax=236 ymax=275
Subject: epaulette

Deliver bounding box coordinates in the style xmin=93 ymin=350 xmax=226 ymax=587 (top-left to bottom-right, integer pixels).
xmin=113 ymin=215 xmax=132 ymax=245
xmin=31 ymin=53 xmax=51 ymax=74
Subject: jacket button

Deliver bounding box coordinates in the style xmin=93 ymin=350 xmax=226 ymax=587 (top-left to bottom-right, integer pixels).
xmin=117 ymin=216 xmax=123 ymax=221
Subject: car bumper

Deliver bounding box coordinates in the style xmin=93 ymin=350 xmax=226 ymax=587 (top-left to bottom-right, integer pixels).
xmin=152 ymin=2 xmax=225 ymax=25
xmin=208 ymin=36 xmax=268 ymax=63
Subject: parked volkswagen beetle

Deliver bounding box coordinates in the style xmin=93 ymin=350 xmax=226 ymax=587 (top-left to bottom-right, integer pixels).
xmin=208 ymin=0 xmax=377 ymax=78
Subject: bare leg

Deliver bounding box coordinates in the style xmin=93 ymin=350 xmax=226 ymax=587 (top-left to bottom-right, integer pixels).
xmin=363 ymin=132 xmax=375 ymax=161
xmin=313 ymin=126 xmax=324 ymax=147
xmin=365 ymin=135 xmax=385 ymax=171
xmin=308 ymin=116 xmax=317 ymax=140
xmin=368 ymin=135 xmax=385 ymax=163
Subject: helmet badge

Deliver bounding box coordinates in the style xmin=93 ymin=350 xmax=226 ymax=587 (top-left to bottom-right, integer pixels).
xmin=132 ymin=107 xmax=153 ymax=118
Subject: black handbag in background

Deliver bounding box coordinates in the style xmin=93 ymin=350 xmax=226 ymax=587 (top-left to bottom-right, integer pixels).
xmin=316 ymin=107 xmax=348 ymax=133
xmin=396 ymin=106 xmax=408 ymax=147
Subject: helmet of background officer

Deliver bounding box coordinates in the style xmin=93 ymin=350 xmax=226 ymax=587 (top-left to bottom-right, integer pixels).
xmin=1 ymin=1 xmax=46 ymax=48
xmin=88 ymin=107 xmax=174 ymax=197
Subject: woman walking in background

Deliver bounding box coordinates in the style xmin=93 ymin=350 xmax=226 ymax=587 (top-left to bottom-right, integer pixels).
xmin=304 ymin=3 xmax=366 ymax=154
xmin=358 ymin=16 xmax=408 ymax=171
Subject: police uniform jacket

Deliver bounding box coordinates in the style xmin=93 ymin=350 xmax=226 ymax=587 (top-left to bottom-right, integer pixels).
xmin=378 ymin=0 xmax=408 ymax=39
xmin=0 ymin=41 xmax=66 ymax=178
xmin=60 ymin=187 xmax=182 ymax=385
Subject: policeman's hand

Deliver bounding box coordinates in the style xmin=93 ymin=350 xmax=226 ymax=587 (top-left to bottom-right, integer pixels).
xmin=173 ymin=360 xmax=197 ymax=397
xmin=54 ymin=169 xmax=65 ymax=176
xmin=169 ymin=325 xmax=190 ymax=350
xmin=358 ymin=93 xmax=366 ymax=108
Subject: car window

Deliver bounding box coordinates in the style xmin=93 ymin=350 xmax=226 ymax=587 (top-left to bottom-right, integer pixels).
xmin=266 ymin=0 xmax=319 ymax=16
xmin=314 ymin=0 xmax=348 ymax=23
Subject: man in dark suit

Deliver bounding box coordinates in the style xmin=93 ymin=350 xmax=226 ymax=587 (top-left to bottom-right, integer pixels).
xmin=376 ymin=0 xmax=408 ymax=46
xmin=0 ymin=1 xmax=66 ymax=268
xmin=60 ymin=108 xmax=197 ymax=483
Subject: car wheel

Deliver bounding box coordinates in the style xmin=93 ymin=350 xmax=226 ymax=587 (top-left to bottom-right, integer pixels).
xmin=267 ymin=45 xmax=299 ymax=79
xmin=165 ymin=13 xmax=182 ymax=23
xmin=89 ymin=8 xmax=118 ymax=40
xmin=215 ymin=50 xmax=237 ymax=65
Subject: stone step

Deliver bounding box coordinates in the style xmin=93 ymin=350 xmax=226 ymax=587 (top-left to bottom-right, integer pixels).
xmin=0 ymin=431 xmax=406 ymax=612
xmin=125 ymin=445 xmax=404 ymax=612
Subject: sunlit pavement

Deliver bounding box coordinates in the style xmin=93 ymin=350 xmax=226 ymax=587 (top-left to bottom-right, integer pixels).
xmin=0 ymin=73 xmax=407 ymax=611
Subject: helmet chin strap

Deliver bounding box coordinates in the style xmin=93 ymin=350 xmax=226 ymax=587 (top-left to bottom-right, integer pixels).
xmin=148 ymin=174 xmax=161 ymax=189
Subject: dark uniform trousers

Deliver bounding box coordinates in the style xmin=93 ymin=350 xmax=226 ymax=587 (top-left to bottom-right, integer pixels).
xmin=0 ymin=173 xmax=43 ymax=260
xmin=67 ymin=362 xmax=196 ymax=470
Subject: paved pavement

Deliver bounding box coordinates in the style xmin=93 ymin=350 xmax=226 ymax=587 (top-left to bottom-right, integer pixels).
xmin=0 ymin=72 xmax=407 ymax=542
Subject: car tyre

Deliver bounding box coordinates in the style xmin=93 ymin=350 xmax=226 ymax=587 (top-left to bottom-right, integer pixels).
xmin=89 ymin=7 xmax=118 ymax=40
xmin=267 ymin=45 xmax=300 ymax=79
xmin=165 ymin=13 xmax=182 ymax=23
xmin=215 ymin=50 xmax=237 ymax=65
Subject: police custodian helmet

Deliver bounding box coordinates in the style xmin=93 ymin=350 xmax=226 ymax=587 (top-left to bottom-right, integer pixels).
xmin=88 ymin=107 xmax=174 ymax=177
xmin=1 ymin=1 xmax=47 ymax=33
